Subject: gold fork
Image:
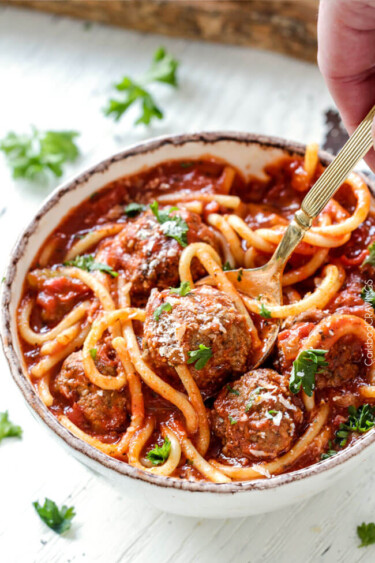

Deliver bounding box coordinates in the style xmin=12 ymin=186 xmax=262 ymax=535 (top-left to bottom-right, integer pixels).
xmin=226 ymin=104 xmax=375 ymax=367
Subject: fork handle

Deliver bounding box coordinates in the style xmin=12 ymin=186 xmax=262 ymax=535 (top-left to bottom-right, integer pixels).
xmin=295 ymin=104 xmax=375 ymax=230
xmin=271 ymin=104 xmax=375 ymax=268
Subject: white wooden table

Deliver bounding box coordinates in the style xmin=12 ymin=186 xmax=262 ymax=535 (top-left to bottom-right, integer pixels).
xmin=1 ymin=7 xmax=374 ymax=563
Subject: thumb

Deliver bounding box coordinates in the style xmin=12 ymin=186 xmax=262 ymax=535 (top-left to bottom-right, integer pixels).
xmin=366 ymin=114 xmax=375 ymax=173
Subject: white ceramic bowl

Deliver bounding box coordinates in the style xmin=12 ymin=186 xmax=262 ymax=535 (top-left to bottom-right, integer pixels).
xmin=2 ymin=132 xmax=375 ymax=518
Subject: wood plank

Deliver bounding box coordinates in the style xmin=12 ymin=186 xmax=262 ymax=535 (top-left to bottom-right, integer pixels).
xmin=1 ymin=0 xmax=318 ymax=62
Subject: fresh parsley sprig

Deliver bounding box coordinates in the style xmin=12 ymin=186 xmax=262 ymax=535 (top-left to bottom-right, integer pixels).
xmin=33 ymin=498 xmax=76 ymax=535
xmin=0 ymin=411 xmax=22 ymax=443
xmin=150 ymin=201 xmax=188 ymax=247
xmin=170 ymin=281 xmax=191 ymax=297
xmin=124 ymin=202 xmax=146 ymax=217
xmin=362 ymin=242 xmax=375 ymax=268
xmin=153 ymin=302 xmax=172 ymax=321
xmin=146 ymin=438 xmax=171 ymax=466
xmin=320 ymin=441 xmax=337 ymax=460
xmin=260 ymin=303 xmax=272 ymax=318
xmin=187 ymin=344 xmax=212 ymax=370
xmin=64 ymin=254 xmax=118 ymax=278
xmin=104 ymin=47 xmax=179 ymax=126
xmin=357 ymin=522 xmax=375 ymax=547
xmin=361 ymin=286 xmax=375 ymax=309
xmin=289 ymin=349 xmax=328 ymax=397
xmin=226 ymin=384 xmax=240 ymax=396
xmin=335 ymin=404 xmax=375 ymax=447
xmin=0 ymin=128 xmax=79 ymax=180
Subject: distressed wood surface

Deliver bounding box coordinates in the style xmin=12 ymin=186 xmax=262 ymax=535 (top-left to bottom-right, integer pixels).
xmin=0 ymin=0 xmax=319 ymax=62
xmin=0 ymin=6 xmax=374 ymax=563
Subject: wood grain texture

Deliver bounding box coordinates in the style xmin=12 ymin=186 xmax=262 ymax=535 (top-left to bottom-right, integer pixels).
xmin=0 ymin=0 xmax=319 ymax=62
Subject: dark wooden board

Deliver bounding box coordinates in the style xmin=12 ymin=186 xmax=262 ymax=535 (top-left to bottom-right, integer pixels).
xmin=1 ymin=0 xmax=319 ymax=62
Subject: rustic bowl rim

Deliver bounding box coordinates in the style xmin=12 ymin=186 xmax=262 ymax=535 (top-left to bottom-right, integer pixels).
xmin=2 ymin=130 xmax=375 ymax=495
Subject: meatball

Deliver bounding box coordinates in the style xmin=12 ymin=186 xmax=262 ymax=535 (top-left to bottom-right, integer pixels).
xmin=142 ymin=285 xmax=253 ymax=396
xmin=54 ymin=352 xmax=128 ymax=434
xmin=100 ymin=208 xmax=218 ymax=306
xmin=315 ymin=335 xmax=363 ymax=388
xmin=277 ymin=322 xmax=364 ymax=388
xmin=211 ymin=369 xmax=303 ymax=460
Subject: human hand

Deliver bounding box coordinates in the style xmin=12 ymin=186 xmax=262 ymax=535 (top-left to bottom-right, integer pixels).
xmin=318 ymin=0 xmax=375 ymax=170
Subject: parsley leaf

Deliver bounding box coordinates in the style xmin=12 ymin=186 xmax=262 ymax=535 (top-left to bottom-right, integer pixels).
xmin=357 ymin=522 xmax=375 ymax=547
xmin=33 ymin=498 xmax=76 ymax=535
xmin=226 ymin=384 xmax=240 ymax=396
xmin=187 ymin=344 xmax=212 ymax=370
xmin=170 ymin=281 xmax=191 ymax=296
xmin=124 ymin=202 xmax=146 ymax=217
xmin=289 ymin=349 xmax=328 ymax=397
xmin=223 ymin=261 xmax=233 ymax=271
xmin=150 ymin=201 xmax=188 ymax=247
xmin=146 ymin=438 xmax=171 ymax=465
xmin=362 ymin=242 xmax=375 ymax=268
xmin=229 ymin=415 xmax=238 ymax=425
xmin=64 ymin=254 xmax=118 ymax=278
xmin=260 ymin=303 xmax=272 ymax=318
xmin=361 ymin=286 xmax=375 ymax=309
xmin=0 ymin=411 xmax=22 ymax=443
xmin=153 ymin=301 xmax=172 ymax=321
xmin=320 ymin=441 xmax=337 ymax=460
xmin=335 ymin=404 xmax=375 ymax=447
xmin=237 ymin=269 xmax=243 ymax=282
xmin=104 ymin=47 xmax=179 ymax=125
xmin=0 ymin=128 xmax=79 ymax=180
xmin=89 ymin=348 xmax=97 ymax=360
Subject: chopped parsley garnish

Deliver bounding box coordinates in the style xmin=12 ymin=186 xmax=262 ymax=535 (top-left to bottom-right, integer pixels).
xmin=335 ymin=404 xmax=375 ymax=447
xmin=229 ymin=416 xmax=237 ymax=425
xmin=361 ymin=286 xmax=375 ymax=309
xmin=104 ymin=47 xmax=179 ymax=125
xmin=0 ymin=128 xmax=79 ymax=180
xmin=89 ymin=348 xmax=97 ymax=360
xmin=320 ymin=441 xmax=337 ymax=460
xmin=259 ymin=303 xmax=272 ymax=318
xmin=268 ymin=410 xmax=278 ymax=416
xmin=245 ymin=387 xmax=265 ymax=412
xmin=289 ymin=349 xmax=328 ymax=397
xmin=187 ymin=344 xmax=212 ymax=370
xmin=33 ymin=498 xmax=76 ymax=535
xmin=362 ymin=242 xmax=375 ymax=268
xmin=146 ymin=438 xmax=171 ymax=465
xmin=180 ymin=162 xmax=194 ymax=168
xmin=357 ymin=522 xmax=375 ymax=547
xmin=237 ymin=269 xmax=243 ymax=282
xmin=170 ymin=281 xmax=191 ymax=296
xmin=124 ymin=202 xmax=146 ymax=217
xmin=0 ymin=411 xmax=22 ymax=443
xmin=64 ymin=254 xmax=118 ymax=277
xmin=226 ymin=384 xmax=240 ymax=396
xmin=150 ymin=201 xmax=188 ymax=247
xmin=153 ymin=301 xmax=172 ymax=321
xmin=223 ymin=261 xmax=232 ymax=271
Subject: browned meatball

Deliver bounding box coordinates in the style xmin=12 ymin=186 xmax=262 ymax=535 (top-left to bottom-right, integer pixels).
xmin=100 ymin=208 xmax=218 ymax=306
xmin=212 ymin=369 xmax=303 ymax=460
xmin=142 ymin=285 xmax=253 ymax=396
xmin=315 ymin=335 xmax=363 ymax=388
xmin=277 ymin=323 xmax=364 ymax=389
xmin=54 ymin=352 xmax=128 ymax=434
